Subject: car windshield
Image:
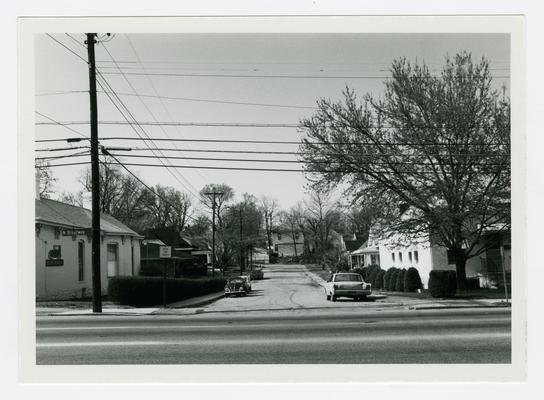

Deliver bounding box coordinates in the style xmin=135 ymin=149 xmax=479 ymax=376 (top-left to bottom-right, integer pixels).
xmin=334 ymin=274 xmax=363 ymax=282
xmin=228 ymin=278 xmax=244 ymax=283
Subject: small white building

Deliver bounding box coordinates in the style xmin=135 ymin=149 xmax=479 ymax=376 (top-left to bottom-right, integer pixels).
xmin=35 ymin=198 xmax=143 ymax=300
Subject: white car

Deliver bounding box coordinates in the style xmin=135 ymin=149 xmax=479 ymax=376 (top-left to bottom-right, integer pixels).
xmin=325 ymin=272 xmax=371 ymax=301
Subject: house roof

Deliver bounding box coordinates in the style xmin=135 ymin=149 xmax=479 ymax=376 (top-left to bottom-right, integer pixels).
xmin=344 ymin=235 xmax=367 ymax=252
xmin=36 ymin=198 xmax=142 ymax=237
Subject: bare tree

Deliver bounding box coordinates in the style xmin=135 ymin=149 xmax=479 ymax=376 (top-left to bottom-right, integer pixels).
xmin=299 ymin=53 xmax=510 ymax=289
xmin=35 ymin=160 xmax=56 ymax=199
xmin=259 ymin=195 xmax=278 ymax=252
xmin=304 ymin=190 xmax=341 ymax=257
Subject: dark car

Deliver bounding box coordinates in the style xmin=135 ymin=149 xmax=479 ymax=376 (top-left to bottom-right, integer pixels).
xmin=250 ymin=268 xmax=264 ymax=280
xmin=224 ymin=277 xmax=250 ymax=297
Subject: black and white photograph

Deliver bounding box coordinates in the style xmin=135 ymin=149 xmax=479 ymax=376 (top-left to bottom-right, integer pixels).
xmin=16 ymin=15 xmax=528 ymax=384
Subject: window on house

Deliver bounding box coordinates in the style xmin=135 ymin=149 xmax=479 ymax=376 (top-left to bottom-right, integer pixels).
xmin=414 ymin=250 xmax=419 ymax=263
xmin=277 ymin=233 xmax=282 ymax=240
xmin=408 ymin=251 xmax=413 ymax=263
xmin=78 ymin=240 xmax=85 ymax=281
xmin=392 ymin=253 xmax=395 ymax=262
xmin=398 ymin=252 xmax=403 ymax=263
xmin=294 ymin=233 xmax=299 ymax=241
xmin=107 ymin=243 xmax=119 ymax=277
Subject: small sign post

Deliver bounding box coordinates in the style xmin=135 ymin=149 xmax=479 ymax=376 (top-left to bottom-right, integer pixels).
xmin=159 ymin=246 xmax=172 ymax=307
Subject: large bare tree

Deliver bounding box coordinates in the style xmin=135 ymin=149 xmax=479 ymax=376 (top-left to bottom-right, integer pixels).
xmin=299 ymin=53 xmax=510 ymax=289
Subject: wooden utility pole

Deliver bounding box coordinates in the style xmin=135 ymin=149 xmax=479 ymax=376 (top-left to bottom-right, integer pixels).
xmin=86 ymin=33 xmax=102 ymax=313
xmin=205 ymin=191 xmax=223 ymax=277
xmin=239 ymin=206 xmax=244 ymax=274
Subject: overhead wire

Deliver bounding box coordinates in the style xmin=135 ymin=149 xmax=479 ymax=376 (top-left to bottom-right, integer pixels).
xmin=96 ymin=39 xmax=205 ymax=202
xmin=122 ymin=34 xmax=212 ymax=193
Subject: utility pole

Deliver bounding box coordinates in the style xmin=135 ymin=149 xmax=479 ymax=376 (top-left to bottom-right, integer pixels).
xmin=86 ymin=33 xmax=102 ymax=313
xmin=205 ymin=191 xmax=223 ymax=277
xmin=239 ymin=206 xmax=243 ymax=274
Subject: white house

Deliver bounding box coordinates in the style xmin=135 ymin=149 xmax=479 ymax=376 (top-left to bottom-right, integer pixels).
xmin=374 ymin=226 xmax=511 ymax=289
xmin=35 ymin=198 xmax=143 ymax=300
xmin=271 ymin=229 xmax=306 ymax=257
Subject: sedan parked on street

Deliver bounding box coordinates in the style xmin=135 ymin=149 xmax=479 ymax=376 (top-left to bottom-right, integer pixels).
xmin=324 ymin=272 xmax=371 ymax=301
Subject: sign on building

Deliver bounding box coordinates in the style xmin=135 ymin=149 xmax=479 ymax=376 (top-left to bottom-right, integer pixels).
xmin=159 ymin=246 xmax=172 ymax=258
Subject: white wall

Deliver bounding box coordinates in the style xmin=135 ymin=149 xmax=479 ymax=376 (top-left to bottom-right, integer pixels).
xmin=35 ymin=224 xmax=141 ymax=300
xmin=272 ymin=232 xmax=305 ymax=257
xmin=378 ymin=243 xmax=434 ymax=289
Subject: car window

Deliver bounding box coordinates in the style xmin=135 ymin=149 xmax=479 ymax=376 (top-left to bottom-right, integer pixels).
xmin=334 ymin=274 xmax=363 ymax=282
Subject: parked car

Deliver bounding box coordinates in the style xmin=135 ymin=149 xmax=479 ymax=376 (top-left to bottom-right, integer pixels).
xmin=324 ymin=272 xmax=371 ymax=301
xmin=239 ymin=275 xmax=252 ymax=291
xmin=250 ymin=268 xmax=264 ymax=280
xmin=224 ymin=277 xmax=250 ymax=297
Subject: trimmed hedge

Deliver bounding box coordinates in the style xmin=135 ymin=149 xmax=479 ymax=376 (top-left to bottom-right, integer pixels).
xmin=374 ymin=269 xmax=386 ymax=290
xmin=404 ymin=267 xmax=423 ymax=292
xmin=395 ymin=268 xmax=407 ymax=292
xmin=108 ymin=276 xmax=227 ymax=306
xmin=428 ymin=270 xmax=457 ymax=298
xmin=385 ymin=268 xmax=400 ymax=291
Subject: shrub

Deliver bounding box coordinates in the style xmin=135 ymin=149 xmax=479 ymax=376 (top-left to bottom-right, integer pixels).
xmin=428 ymin=270 xmax=457 ymax=298
xmin=108 ymin=276 xmax=227 ymax=306
xmin=269 ymin=252 xmax=278 ymax=264
xmin=385 ymin=268 xmax=399 ymax=291
xmin=374 ymin=269 xmax=386 ymax=290
xmin=366 ymin=264 xmax=381 ymax=286
xmin=139 ymin=261 xmax=164 ymax=277
xmin=395 ymin=268 xmax=406 ymax=292
xmin=465 ymin=277 xmax=480 ymax=290
xmin=404 ymin=267 xmax=423 ymax=292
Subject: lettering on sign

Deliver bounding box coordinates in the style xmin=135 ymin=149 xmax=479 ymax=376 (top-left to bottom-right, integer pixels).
xmin=159 ymin=246 xmax=172 ymax=258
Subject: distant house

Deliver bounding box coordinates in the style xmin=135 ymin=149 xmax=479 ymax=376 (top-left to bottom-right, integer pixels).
xmin=271 ymin=228 xmax=306 ymax=257
xmin=140 ymin=228 xmax=212 ymax=276
xmin=35 ymin=198 xmax=143 ymax=300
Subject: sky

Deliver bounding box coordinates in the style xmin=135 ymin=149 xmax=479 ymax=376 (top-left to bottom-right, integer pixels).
xmin=34 ymin=33 xmax=510 ymax=213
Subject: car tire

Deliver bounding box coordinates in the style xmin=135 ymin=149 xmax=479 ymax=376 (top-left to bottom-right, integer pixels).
xmin=360 ymin=295 xmax=367 ymax=301
xmin=331 ymin=294 xmax=337 ymax=302
xmin=326 ymin=294 xmax=331 ymax=301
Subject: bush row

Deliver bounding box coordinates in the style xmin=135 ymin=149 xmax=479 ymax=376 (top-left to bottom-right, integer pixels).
xmin=350 ymin=265 xmax=423 ymax=293
xmin=108 ymin=276 xmax=227 ymax=306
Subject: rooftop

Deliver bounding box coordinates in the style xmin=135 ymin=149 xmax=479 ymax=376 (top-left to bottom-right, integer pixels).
xmin=36 ymin=197 xmax=142 ymax=237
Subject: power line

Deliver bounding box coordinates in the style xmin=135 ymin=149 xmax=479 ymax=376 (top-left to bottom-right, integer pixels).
xmin=35 ymin=145 xmax=90 ymax=152
xmin=39 ymin=160 xmax=509 ymax=175
xmin=36 ymin=120 xmax=301 ymax=128
xmin=108 ymin=152 xmax=508 ymax=166
xmin=100 ymin=71 xmax=511 ymax=79
xmin=35 ymin=89 xmax=317 ymax=110
xmin=96 ymin=42 xmax=204 ymax=201
xmin=122 ymin=35 xmax=211 ymax=194
xmin=45 ymin=33 xmax=89 ymax=64
xmin=123 ymin=147 xmax=505 ymax=157
xmin=95 ymin=72 xmax=202 ymax=201
xmin=101 ymin=149 xmax=201 ymax=224
xmin=35 ymin=111 xmax=89 ymax=139
xmin=35 ymin=150 xmax=90 ymax=161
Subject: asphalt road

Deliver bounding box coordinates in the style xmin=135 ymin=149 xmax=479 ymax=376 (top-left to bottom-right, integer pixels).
xmin=35 ymin=264 xmax=511 ymax=364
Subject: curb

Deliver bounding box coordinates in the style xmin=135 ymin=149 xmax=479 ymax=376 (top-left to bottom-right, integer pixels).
xmin=158 ymin=292 xmax=225 ymax=311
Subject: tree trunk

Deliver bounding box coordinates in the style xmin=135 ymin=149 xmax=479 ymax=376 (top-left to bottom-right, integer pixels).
xmin=452 ymin=247 xmax=468 ymax=291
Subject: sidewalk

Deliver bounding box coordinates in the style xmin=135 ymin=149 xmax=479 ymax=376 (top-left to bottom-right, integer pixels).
xmin=37 ymin=291 xmax=225 ymax=316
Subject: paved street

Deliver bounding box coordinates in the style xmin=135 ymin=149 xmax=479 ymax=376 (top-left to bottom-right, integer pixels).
xmin=36 ymin=264 xmax=511 ymax=364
